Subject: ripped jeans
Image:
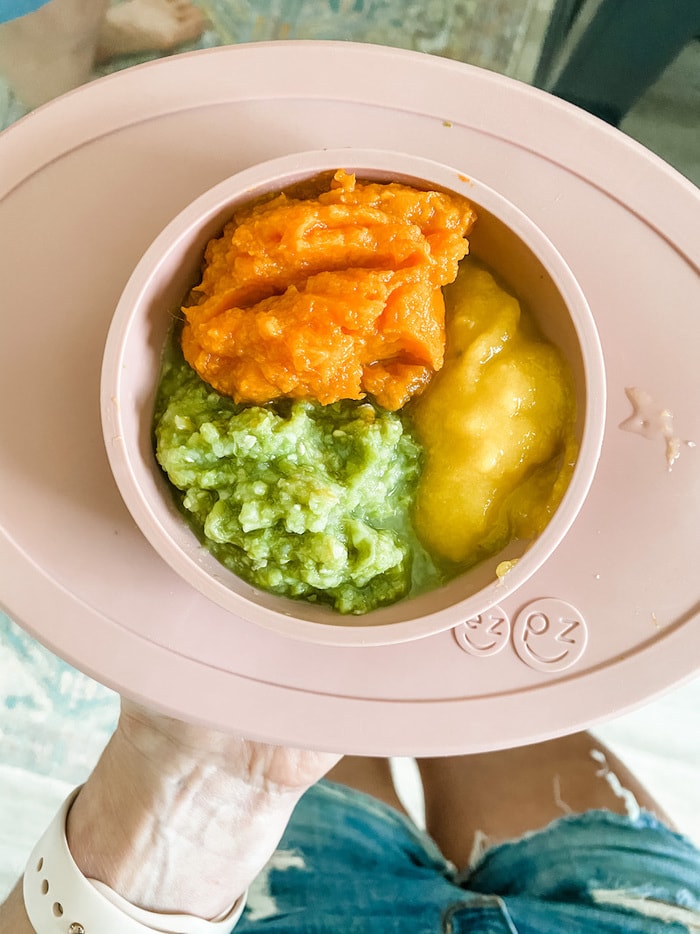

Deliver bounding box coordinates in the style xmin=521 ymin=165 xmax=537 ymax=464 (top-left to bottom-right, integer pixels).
xmin=236 ymin=780 xmax=700 ymax=933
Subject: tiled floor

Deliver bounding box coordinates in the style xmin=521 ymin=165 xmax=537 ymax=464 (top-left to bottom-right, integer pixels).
xmin=1 ymin=0 xmax=698 ymax=903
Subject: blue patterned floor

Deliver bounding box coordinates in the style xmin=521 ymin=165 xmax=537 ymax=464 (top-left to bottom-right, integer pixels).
xmin=0 ymin=612 xmax=118 ymax=784
xmin=0 ymin=612 xmax=118 ymax=897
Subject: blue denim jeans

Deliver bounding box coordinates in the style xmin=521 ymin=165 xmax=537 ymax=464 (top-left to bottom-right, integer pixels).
xmin=236 ymin=780 xmax=700 ymax=933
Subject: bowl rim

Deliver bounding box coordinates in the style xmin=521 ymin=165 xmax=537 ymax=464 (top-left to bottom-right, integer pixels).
xmin=101 ymin=147 xmax=606 ymax=647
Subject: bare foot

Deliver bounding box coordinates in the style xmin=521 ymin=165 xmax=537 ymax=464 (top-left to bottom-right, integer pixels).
xmin=96 ymin=0 xmax=206 ymax=62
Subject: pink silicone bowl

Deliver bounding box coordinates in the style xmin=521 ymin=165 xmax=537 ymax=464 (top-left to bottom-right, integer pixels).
xmin=101 ymin=148 xmax=606 ymax=647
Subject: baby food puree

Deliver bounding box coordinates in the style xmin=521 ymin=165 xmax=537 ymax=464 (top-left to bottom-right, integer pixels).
xmin=413 ymin=263 xmax=577 ymax=566
xmin=155 ymin=354 xmax=427 ymax=614
xmin=181 ymin=169 xmax=476 ymax=411
xmin=154 ymin=170 xmax=577 ymax=615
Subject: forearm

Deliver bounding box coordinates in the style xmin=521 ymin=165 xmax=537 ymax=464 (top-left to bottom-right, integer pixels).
xmin=0 ymin=781 xmax=295 ymax=932
xmin=1 ymin=880 xmax=33 ymax=933
xmin=0 ymin=704 xmax=336 ymax=929
xmin=66 ymin=727 xmax=305 ymax=918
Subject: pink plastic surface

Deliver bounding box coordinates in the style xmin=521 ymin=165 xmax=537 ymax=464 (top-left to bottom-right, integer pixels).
xmin=1 ymin=42 xmax=698 ymax=754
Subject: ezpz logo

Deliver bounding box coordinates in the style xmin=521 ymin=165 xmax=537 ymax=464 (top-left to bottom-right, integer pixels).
xmin=512 ymin=599 xmax=588 ymax=672
xmin=454 ymin=607 xmax=511 ymax=657
xmin=454 ymin=599 xmax=589 ymax=672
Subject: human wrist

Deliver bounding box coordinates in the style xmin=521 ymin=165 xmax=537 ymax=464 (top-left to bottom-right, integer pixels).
xmin=66 ymin=728 xmax=305 ymax=920
xmin=24 ymin=787 xmax=247 ymax=934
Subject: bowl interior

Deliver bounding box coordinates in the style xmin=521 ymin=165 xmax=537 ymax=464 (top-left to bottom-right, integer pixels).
xmin=102 ymin=149 xmax=605 ymax=647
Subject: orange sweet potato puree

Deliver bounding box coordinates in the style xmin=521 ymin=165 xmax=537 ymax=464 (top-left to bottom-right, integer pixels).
xmin=181 ymin=170 xmax=477 ymax=410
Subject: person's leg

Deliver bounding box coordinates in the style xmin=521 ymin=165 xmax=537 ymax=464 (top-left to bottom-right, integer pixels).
xmin=0 ymin=0 xmax=205 ymax=110
xmin=326 ymin=756 xmax=409 ymax=816
xmin=417 ymin=731 xmax=675 ymax=871
xmin=0 ymin=0 xmax=109 ymax=108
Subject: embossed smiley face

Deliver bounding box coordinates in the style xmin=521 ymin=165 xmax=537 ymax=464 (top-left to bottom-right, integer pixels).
xmin=454 ymin=606 xmax=511 ymax=657
xmin=512 ymin=599 xmax=588 ymax=672
xmin=452 ymin=598 xmax=589 ymax=672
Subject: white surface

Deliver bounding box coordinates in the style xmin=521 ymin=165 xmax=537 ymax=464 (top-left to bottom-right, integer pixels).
xmin=0 ymin=767 xmax=72 ymax=903
xmin=594 ymin=677 xmax=700 ymax=844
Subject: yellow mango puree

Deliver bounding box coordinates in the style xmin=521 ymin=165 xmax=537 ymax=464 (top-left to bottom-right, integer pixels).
xmin=411 ymin=261 xmax=578 ymax=566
